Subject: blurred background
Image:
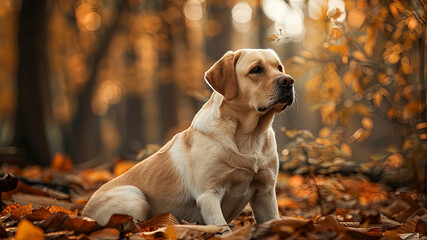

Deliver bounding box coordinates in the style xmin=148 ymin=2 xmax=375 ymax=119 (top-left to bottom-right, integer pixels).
xmin=0 ymin=0 xmax=425 ymax=189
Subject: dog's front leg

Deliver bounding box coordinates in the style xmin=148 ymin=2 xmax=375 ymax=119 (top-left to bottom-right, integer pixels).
xmin=250 ymin=186 xmax=280 ymax=224
xmin=197 ymin=191 xmax=231 ymax=233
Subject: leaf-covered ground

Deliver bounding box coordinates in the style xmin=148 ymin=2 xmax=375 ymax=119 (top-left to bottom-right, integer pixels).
xmin=0 ymin=155 xmax=426 ymax=240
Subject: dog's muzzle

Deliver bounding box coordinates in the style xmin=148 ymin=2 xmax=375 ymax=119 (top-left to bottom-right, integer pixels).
xmin=257 ymin=75 xmax=295 ymax=112
xmin=276 ymin=75 xmax=294 ymax=106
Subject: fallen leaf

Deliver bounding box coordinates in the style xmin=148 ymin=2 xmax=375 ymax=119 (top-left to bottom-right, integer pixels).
xmin=50 ymin=152 xmax=73 ymax=172
xmin=165 ymin=225 xmax=178 ymax=239
xmin=221 ymin=224 xmax=252 ymax=240
xmin=39 ymin=212 xmax=71 ymax=232
xmin=138 ymin=213 xmax=179 ymax=231
xmin=15 ymin=218 xmax=45 ymax=240
xmin=113 ymin=160 xmax=137 ymax=177
xmin=21 ymin=165 xmax=43 ymax=179
xmin=48 ymin=205 xmax=76 ymax=215
xmin=11 ymin=204 xmax=32 ymax=220
xmin=105 ymin=214 xmax=137 ymax=234
xmin=415 ymin=219 xmax=427 ymax=235
xmin=1 ymin=203 xmax=21 ymax=216
xmin=89 ymin=228 xmax=120 ymax=240
xmin=25 ymin=207 xmax=51 ymax=221
xmin=81 ymin=169 xmax=113 ymax=184
xmin=63 ymin=217 xmax=99 ymax=234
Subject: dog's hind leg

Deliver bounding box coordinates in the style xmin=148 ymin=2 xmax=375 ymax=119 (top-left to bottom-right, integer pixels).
xmin=82 ymin=185 xmax=149 ymax=226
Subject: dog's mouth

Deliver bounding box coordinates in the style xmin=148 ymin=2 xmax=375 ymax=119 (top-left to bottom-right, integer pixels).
xmin=257 ymin=90 xmax=294 ymax=113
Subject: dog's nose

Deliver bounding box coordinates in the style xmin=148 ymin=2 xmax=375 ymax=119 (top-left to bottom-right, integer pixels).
xmin=277 ymin=75 xmax=294 ymax=88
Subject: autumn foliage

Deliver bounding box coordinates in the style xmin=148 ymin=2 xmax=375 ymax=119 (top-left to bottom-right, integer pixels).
xmin=0 ymin=156 xmax=426 ymax=239
xmin=0 ymin=0 xmax=426 ymax=239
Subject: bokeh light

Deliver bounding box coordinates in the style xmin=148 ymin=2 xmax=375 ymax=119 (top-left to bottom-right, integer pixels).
xmin=83 ymin=12 xmax=101 ymax=31
xmin=308 ymin=0 xmax=327 ymax=20
xmin=183 ymin=0 xmax=203 ymax=22
xmin=232 ymin=2 xmax=252 ymax=24
xmin=263 ymin=0 xmax=305 ymax=41
xmin=232 ymin=1 xmax=252 ymax=32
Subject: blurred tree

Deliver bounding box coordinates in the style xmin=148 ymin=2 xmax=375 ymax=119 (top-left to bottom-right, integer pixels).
xmin=71 ymin=0 xmax=126 ymax=164
xmin=12 ymin=0 xmax=51 ymax=165
xmin=157 ymin=0 xmax=178 ymax=142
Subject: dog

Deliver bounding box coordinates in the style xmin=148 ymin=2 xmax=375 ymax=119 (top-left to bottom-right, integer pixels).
xmin=82 ymin=49 xmax=295 ymax=233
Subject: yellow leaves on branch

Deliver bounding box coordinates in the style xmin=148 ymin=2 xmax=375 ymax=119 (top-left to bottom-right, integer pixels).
xmin=361 ymin=117 xmax=373 ymax=131
xmin=351 ymin=117 xmax=373 ymax=143
xmin=347 ymin=9 xmax=366 ymax=29
xmin=384 ymin=42 xmax=403 ymax=64
xmin=306 ymin=63 xmax=342 ymax=104
xmin=385 ymin=153 xmax=404 ymax=168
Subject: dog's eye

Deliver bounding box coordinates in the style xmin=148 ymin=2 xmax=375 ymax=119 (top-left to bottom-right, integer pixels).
xmin=278 ymin=65 xmax=283 ymax=72
xmin=249 ymin=66 xmax=263 ymax=74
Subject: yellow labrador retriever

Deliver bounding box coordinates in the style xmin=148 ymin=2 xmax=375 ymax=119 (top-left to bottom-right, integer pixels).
xmin=82 ymin=49 xmax=294 ymax=232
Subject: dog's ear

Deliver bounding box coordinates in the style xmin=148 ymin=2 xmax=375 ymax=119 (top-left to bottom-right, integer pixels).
xmin=204 ymin=51 xmax=241 ymax=101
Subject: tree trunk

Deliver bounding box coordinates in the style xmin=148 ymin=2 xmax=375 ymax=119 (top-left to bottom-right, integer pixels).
xmin=71 ymin=0 xmax=126 ymax=164
xmin=157 ymin=1 xmax=178 ymax=142
xmin=12 ymin=0 xmax=51 ymax=166
xmin=206 ymin=3 xmax=232 ymax=60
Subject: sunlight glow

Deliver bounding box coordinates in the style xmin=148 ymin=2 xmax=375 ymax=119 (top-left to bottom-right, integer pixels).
xmin=232 ymin=2 xmax=252 ymax=24
xmin=232 ymin=1 xmax=252 ymax=32
xmin=83 ymin=12 xmax=101 ymax=31
xmin=262 ymin=0 xmax=305 ymax=41
xmin=183 ymin=0 xmax=203 ymax=22
xmin=262 ymin=0 xmax=287 ymax=23
xmin=308 ymin=0 xmax=326 ymax=20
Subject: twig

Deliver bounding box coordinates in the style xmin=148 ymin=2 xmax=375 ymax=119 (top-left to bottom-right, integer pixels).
xmin=47 ymin=198 xmax=57 ymax=211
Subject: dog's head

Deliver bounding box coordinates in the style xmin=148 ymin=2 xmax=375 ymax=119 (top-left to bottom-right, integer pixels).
xmin=205 ymin=49 xmax=294 ymax=113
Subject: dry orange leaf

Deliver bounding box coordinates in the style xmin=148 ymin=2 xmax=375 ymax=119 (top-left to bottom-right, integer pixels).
xmin=48 ymin=206 xmax=75 ymax=216
xmin=89 ymin=228 xmax=120 ymax=239
xmin=106 ymin=214 xmax=137 ymax=234
xmin=81 ymin=169 xmax=113 ymax=183
xmin=51 ymin=152 xmax=73 ymax=172
xmin=63 ymin=217 xmax=99 ymax=234
xmin=277 ymin=198 xmax=300 ymax=209
xmin=373 ymin=92 xmax=383 ymax=107
xmin=26 ymin=207 xmax=51 ymax=221
xmin=15 ymin=218 xmax=45 ymax=240
xmin=113 ymin=160 xmax=137 ymax=177
xmin=138 ymin=213 xmax=179 ymax=232
xmin=340 ymin=143 xmax=352 ymax=157
xmin=318 ymin=127 xmax=331 ymax=138
xmin=415 ymin=219 xmax=427 ymax=236
xmin=11 ymin=204 xmax=32 ymax=220
xmin=347 ymin=9 xmax=366 ymax=29
xmin=352 ymin=50 xmax=366 ymax=61
xmin=0 ymin=203 xmax=21 ymax=216
xmin=165 ymin=225 xmax=178 ymax=240
xmin=361 ymin=117 xmax=373 ymax=131
xmin=385 ymin=153 xmax=403 ymax=168
xmin=21 ymin=165 xmax=42 ymax=179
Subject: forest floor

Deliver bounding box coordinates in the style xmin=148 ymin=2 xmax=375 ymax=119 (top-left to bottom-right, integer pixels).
xmin=0 ymin=156 xmax=426 ymax=240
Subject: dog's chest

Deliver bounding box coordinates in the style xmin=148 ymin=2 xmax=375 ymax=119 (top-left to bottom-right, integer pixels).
xmin=219 ymin=165 xmax=273 ymax=221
